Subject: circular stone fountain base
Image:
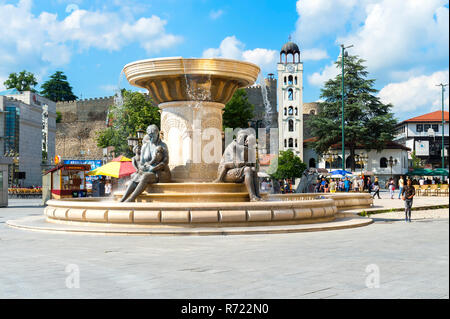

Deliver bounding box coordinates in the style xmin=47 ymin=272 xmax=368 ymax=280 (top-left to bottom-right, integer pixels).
xmin=6 ymin=193 xmax=374 ymax=235
xmin=7 ymin=216 xmax=372 ymax=236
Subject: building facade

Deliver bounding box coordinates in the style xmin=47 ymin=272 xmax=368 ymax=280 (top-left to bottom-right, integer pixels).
xmin=277 ymin=41 xmax=304 ymax=160
xmin=0 ymin=91 xmax=56 ymax=187
xmin=394 ymin=111 xmax=449 ymax=169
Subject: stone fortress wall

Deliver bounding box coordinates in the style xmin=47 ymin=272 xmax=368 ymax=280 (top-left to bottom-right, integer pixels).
xmin=55 ymin=83 xmax=320 ymax=160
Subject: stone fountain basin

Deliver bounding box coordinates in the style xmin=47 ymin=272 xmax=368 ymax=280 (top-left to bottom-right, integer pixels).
xmin=42 ymin=193 xmax=373 ymax=226
xmin=123 ymin=57 xmax=261 ymax=104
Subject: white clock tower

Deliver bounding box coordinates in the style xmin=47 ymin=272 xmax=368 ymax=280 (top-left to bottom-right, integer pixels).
xmin=277 ymin=40 xmax=304 ymax=160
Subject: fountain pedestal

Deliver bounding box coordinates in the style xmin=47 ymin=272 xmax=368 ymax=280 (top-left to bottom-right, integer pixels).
xmin=160 ymin=101 xmax=223 ymax=182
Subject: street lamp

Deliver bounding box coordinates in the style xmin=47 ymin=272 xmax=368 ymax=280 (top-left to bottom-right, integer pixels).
xmin=388 ymin=156 xmax=398 ymax=178
xmin=436 ymin=83 xmax=448 ymax=169
xmin=340 ymin=44 xmax=353 ymax=171
xmin=136 ymin=128 xmax=145 ymax=140
xmin=127 ymin=135 xmax=139 ymax=149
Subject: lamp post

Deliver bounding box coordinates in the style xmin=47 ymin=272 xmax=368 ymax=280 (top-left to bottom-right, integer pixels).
xmin=388 ymin=156 xmax=398 ymax=178
xmin=436 ymin=83 xmax=448 ymax=169
xmin=341 ymin=44 xmax=353 ymax=171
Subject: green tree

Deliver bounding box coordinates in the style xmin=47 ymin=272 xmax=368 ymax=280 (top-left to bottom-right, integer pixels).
xmin=268 ymin=150 xmax=307 ymax=180
xmin=410 ymin=151 xmax=423 ymax=169
xmin=3 ymin=70 xmax=38 ymax=92
xmin=40 ymin=71 xmax=77 ymax=102
xmin=307 ymin=55 xmax=397 ymax=171
xmin=223 ymin=89 xmax=254 ymax=129
xmin=56 ymin=111 xmax=62 ymax=123
xmin=96 ymin=90 xmax=160 ymax=157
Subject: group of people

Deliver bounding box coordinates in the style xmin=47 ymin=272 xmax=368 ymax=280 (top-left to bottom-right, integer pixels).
xmin=314 ymin=176 xmax=365 ymax=193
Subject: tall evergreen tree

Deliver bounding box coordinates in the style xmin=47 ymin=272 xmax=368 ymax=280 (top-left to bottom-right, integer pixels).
xmin=223 ymin=89 xmax=254 ymax=129
xmin=96 ymin=90 xmax=160 ymax=157
xmin=3 ymin=70 xmax=38 ymax=92
xmin=40 ymin=71 xmax=77 ymax=102
xmin=308 ymin=55 xmax=397 ymax=171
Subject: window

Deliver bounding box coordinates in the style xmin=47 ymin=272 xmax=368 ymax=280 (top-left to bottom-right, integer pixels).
xmin=288 ymin=120 xmax=294 ymax=132
xmin=310 ymin=110 xmax=315 ymax=115
xmin=284 ymin=77 xmax=286 ymax=85
xmin=288 ymin=106 xmax=293 ymax=115
xmin=380 ymin=157 xmax=388 ymax=168
xmin=284 ymin=108 xmax=287 ymax=116
xmin=424 ymin=124 xmax=431 ymax=132
xmin=288 ymin=138 xmax=293 ymax=148
xmin=309 ymin=158 xmax=316 ymax=168
xmin=295 ymin=76 xmax=298 ymax=85
xmin=295 ymin=139 xmax=298 ymax=147
xmin=295 ymin=107 xmax=298 ymax=115
xmin=288 ymin=75 xmax=293 ymax=85
xmin=432 ymin=124 xmax=439 ymax=132
xmin=288 ymin=89 xmax=293 ymax=101
xmin=416 ymin=124 xmax=423 ymax=132
xmin=284 ymin=139 xmax=287 ymax=148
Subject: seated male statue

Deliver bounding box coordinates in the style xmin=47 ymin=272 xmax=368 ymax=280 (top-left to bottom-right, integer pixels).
xmin=214 ymin=129 xmax=261 ymax=201
xmin=120 ymin=124 xmax=171 ymax=202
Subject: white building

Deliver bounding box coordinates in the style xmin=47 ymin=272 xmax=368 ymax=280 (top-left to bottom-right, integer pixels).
xmin=277 ymin=40 xmax=304 ymax=160
xmin=304 ymin=138 xmax=410 ymax=187
xmin=394 ymin=110 xmax=449 ymax=169
xmin=0 ymin=90 xmax=56 ymax=187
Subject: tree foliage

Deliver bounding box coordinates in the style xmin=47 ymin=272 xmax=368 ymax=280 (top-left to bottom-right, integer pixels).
xmin=268 ymin=150 xmax=307 ymax=180
xmin=223 ymin=89 xmax=254 ymax=129
xmin=4 ymin=70 xmax=38 ymax=92
xmin=40 ymin=71 xmax=77 ymax=102
xmin=307 ymin=55 xmax=397 ymax=171
xmin=96 ymin=90 xmax=160 ymax=157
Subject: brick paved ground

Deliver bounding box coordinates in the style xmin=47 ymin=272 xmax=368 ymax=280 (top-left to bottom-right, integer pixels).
xmin=0 ymin=197 xmax=448 ymax=299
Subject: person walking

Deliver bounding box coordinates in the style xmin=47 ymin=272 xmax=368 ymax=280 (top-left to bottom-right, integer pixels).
xmin=344 ymin=177 xmax=350 ymax=192
xmin=402 ymin=179 xmax=416 ymax=222
xmin=372 ymin=177 xmax=381 ymax=199
xmin=366 ymin=177 xmax=372 ymax=194
xmin=397 ymin=176 xmax=404 ymax=200
xmin=388 ymin=178 xmax=395 ymax=199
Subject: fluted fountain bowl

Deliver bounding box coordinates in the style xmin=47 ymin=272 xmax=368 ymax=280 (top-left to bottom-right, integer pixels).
xmin=123 ymin=57 xmax=261 ymax=104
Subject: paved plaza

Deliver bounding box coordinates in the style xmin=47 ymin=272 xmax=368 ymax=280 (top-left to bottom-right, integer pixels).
xmin=0 ymin=194 xmax=448 ymax=299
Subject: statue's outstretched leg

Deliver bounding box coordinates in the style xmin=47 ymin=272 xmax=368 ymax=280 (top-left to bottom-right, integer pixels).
xmin=213 ymin=165 xmax=227 ymax=183
xmin=120 ymin=182 xmax=137 ymax=202
xmin=124 ymin=174 xmax=156 ymax=202
xmin=244 ymin=167 xmax=261 ymax=201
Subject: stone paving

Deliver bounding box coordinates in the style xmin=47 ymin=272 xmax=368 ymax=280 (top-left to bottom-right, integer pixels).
xmin=0 ymin=197 xmax=448 ymax=299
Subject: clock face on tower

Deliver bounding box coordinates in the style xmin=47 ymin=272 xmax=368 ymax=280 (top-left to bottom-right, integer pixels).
xmin=287 ymin=64 xmax=295 ymax=73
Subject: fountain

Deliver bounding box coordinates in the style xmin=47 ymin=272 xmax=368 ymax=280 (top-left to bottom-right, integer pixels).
xmin=7 ymin=57 xmax=374 ymax=235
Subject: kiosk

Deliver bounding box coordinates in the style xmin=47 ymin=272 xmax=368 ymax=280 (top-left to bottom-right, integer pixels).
xmin=43 ymin=164 xmax=91 ymax=200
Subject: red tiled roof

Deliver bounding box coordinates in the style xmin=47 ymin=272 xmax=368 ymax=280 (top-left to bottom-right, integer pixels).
xmin=402 ymin=111 xmax=449 ymax=123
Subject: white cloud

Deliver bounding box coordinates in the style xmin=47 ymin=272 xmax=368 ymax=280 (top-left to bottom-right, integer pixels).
xmin=209 ymin=9 xmax=224 ymax=20
xmin=307 ymin=62 xmax=340 ymax=87
xmin=202 ymin=36 xmax=277 ymax=72
xmin=0 ymin=0 xmax=182 ymax=83
xmin=378 ymin=70 xmax=449 ymax=116
xmin=293 ymin=0 xmax=372 ymax=46
xmin=302 ymin=48 xmax=329 ymax=61
xmin=338 ymin=0 xmax=449 ymax=72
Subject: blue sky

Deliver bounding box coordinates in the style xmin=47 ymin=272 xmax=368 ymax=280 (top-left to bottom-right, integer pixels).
xmin=0 ymin=0 xmax=448 ymax=121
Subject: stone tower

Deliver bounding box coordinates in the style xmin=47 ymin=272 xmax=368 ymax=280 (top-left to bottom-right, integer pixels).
xmin=277 ymin=40 xmax=303 ymax=160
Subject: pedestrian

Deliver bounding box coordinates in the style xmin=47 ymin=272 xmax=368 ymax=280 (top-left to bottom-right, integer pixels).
xmin=366 ymin=177 xmax=372 ymax=194
xmin=353 ymin=178 xmax=359 ymax=192
xmin=397 ymin=176 xmax=404 ymax=200
xmin=388 ymin=178 xmax=395 ymax=199
xmin=329 ymin=179 xmax=336 ymax=193
xmin=344 ymin=177 xmax=350 ymax=192
xmin=372 ymin=177 xmax=381 ymax=199
xmin=401 ymin=179 xmax=416 ymax=222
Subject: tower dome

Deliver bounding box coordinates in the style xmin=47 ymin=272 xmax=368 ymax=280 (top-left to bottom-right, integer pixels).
xmin=280 ymin=41 xmax=300 ymax=55
xmin=280 ymin=40 xmax=300 ymax=63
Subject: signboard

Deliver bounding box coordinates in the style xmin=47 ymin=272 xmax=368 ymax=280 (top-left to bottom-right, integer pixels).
xmin=64 ymin=160 xmax=103 ymax=191
xmin=415 ymin=140 xmax=429 ymax=156
xmin=63 ymin=160 xmax=102 ymax=171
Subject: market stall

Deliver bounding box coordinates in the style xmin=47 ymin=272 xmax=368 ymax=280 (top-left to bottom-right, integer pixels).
xmin=43 ymin=164 xmax=91 ymax=200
